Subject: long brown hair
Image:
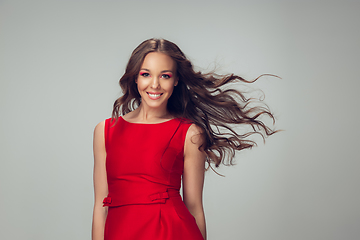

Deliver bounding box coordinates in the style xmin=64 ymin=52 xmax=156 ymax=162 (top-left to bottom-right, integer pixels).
xmin=112 ymin=38 xmax=278 ymax=168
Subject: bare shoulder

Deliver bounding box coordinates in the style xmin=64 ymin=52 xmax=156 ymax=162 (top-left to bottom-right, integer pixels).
xmin=187 ymin=123 xmax=204 ymax=135
xmin=93 ymin=120 xmax=106 ymax=142
xmin=94 ymin=120 xmax=105 ymax=133
xmin=185 ymin=124 xmax=205 ymax=149
xmin=93 ymin=120 xmax=106 ymax=160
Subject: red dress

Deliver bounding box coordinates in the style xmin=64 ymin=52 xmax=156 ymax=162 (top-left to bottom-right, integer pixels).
xmin=103 ymin=117 xmax=204 ymax=240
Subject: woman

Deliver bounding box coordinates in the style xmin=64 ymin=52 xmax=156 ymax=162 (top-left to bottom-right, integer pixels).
xmin=92 ymin=38 xmax=277 ymax=240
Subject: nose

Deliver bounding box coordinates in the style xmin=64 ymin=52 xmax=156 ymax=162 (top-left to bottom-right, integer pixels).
xmin=150 ymin=76 xmax=160 ymax=89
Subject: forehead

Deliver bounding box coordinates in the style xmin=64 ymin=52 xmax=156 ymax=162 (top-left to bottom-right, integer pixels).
xmin=141 ymin=52 xmax=176 ymax=71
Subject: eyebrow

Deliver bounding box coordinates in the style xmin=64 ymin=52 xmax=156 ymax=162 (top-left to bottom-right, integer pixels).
xmin=140 ymin=68 xmax=174 ymax=73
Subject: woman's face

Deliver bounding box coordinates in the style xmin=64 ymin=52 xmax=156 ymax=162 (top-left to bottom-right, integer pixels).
xmin=136 ymin=52 xmax=178 ymax=111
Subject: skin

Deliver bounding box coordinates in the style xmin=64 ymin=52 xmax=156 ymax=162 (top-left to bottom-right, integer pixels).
xmin=92 ymin=52 xmax=207 ymax=240
xmin=92 ymin=120 xmax=108 ymax=240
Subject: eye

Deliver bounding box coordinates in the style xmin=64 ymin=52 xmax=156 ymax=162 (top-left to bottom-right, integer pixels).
xmin=139 ymin=72 xmax=150 ymax=77
xmin=161 ymin=74 xmax=172 ymax=79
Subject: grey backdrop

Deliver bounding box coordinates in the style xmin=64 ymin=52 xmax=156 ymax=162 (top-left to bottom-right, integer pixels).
xmin=1 ymin=0 xmax=359 ymax=239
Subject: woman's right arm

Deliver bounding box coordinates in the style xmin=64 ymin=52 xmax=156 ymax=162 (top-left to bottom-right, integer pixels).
xmin=92 ymin=121 xmax=108 ymax=240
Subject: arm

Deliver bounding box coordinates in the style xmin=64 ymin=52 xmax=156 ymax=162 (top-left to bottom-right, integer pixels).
xmin=183 ymin=124 xmax=207 ymax=240
xmin=92 ymin=121 xmax=109 ymax=240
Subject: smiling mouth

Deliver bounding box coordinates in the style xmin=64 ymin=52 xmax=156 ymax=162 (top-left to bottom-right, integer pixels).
xmin=147 ymin=92 xmax=163 ymax=99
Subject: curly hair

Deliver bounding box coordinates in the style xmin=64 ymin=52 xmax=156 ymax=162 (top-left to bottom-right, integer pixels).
xmin=112 ymin=38 xmax=278 ymax=168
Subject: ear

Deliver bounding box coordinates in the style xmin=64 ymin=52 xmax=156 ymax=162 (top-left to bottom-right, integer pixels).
xmin=174 ymin=77 xmax=179 ymax=86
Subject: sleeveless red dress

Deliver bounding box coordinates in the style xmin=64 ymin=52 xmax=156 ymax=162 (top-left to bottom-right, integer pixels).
xmin=103 ymin=117 xmax=204 ymax=240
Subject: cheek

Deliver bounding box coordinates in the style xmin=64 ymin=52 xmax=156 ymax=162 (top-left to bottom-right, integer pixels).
xmin=136 ymin=79 xmax=147 ymax=91
xmin=164 ymin=81 xmax=176 ymax=92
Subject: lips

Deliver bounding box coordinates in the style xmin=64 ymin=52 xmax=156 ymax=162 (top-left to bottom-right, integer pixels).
xmin=147 ymin=92 xmax=163 ymax=100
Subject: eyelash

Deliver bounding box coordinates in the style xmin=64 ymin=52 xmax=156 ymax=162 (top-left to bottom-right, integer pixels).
xmin=161 ymin=74 xmax=172 ymax=79
xmin=139 ymin=72 xmax=172 ymax=79
xmin=139 ymin=72 xmax=150 ymax=77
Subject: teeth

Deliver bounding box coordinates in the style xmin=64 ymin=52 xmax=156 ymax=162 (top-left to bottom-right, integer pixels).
xmin=148 ymin=93 xmax=161 ymax=98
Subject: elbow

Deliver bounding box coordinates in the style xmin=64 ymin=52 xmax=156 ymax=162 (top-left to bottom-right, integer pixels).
xmin=185 ymin=201 xmax=204 ymax=217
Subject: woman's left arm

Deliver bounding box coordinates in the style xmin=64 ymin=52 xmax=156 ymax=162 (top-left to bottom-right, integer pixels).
xmin=183 ymin=124 xmax=207 ymax=240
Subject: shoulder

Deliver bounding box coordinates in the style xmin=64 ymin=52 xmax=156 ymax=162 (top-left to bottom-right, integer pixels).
xmin=94 ymin=120 xmax=111 ymax=142
xmin=93 ymin=120 xmax=106 ymax=153
xmin=186 ymin=123 xmax=204 ymax=136
xmin=94 ymin=120 xmax=106 ymax=134
xmin=185 ymin=124 xmax=205 ymax=148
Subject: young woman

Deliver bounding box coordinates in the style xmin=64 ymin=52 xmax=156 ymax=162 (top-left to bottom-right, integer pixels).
xmin=92 ymin=38 xmax=277 ymax=240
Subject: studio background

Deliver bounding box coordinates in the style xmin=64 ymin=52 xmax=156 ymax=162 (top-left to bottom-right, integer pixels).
xmin=1 ymin=0 xmax=359 ymax=239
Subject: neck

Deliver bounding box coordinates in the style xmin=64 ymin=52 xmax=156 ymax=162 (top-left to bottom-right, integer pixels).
xmin=134 ymin=104 xmax=172 ymax=121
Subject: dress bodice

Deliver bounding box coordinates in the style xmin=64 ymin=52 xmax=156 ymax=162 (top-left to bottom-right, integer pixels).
xmin=103 ymin=117 xmax=193 ymax=207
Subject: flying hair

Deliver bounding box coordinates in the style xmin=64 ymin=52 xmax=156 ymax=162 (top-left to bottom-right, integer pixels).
xmin=112 ymin=38 xmax=279 ymax=170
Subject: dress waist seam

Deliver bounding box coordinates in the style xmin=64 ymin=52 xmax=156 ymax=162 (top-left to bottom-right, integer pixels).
xmin=103 ymin=188 xmax=180 ymax=207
